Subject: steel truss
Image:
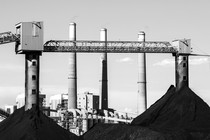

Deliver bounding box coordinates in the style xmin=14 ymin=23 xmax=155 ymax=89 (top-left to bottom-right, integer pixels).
xmin=0 ymin=32 xmax=19 ymax=45
xmin=44 ymin=40 xmax=177 ymax=53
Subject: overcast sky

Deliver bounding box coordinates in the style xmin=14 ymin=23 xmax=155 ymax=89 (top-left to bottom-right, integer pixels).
xmin=0 ymin=0 xmax=210 ymax=113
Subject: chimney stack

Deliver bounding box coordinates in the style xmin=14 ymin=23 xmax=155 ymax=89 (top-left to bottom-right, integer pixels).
xmin=99 ymin=28 xmax=108 ymax=110
xmin=137 ymin=31 xmax=147 ymax=114
xmin=68 ymin=23 xmax=77 ymax=109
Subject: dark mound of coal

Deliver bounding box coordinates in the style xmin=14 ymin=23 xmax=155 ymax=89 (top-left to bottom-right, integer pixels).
xmin=132 ymin=85 xmax=210 ymax=132
xmin=83 ymin=85 xmax=210 ymax=140
xmin=83 ymin=123 xmax=190 ymax=140
xmin=0 ymin=106 xmax=81 ymax=140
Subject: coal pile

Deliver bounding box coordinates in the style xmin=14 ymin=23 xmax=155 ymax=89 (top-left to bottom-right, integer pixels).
xmin=83 ymin=85 xmax=210 ymax=140
xmin=0 ymin=106 xmax=81 ymax=140
xmin=132 ymin=85 xmax=210 ymax=132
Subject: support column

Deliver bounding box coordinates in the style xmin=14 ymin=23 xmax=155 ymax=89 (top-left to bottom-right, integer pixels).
xmin=25 ymin=52 xmax=41 ymax=111
xmin=175 ymin=54 xmax=189 ymax=90
xmin=68 ymin=23 xmax=77 ymax=109
xmin=99 ymin=28 xmax=108 ymax=110
xmin=137 ymin=31 xmax=147 ymax=115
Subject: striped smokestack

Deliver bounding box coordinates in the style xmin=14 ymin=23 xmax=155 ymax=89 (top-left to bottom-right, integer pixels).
xmin=99 ymin=28 xmax=108 ymax=110
xmin=137 ymin=31 xmax=147 ymax=115
xmin=68 ymin=22 xmax=77 ymax=109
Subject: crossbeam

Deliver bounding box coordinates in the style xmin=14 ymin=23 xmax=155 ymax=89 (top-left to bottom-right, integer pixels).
xmin=0 ymin=32 xmax=19 ymax=45
xmin=43 ymin=40 xmax=177 ymax=53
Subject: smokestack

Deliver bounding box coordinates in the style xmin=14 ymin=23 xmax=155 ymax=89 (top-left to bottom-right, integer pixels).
xmin=137 ymin=31 xmax=147 ymax=115
xmin=68 ymin=22 xmax=77 ymax=109
xmin=99 ymin=28 xmax=108 ymax=110
xmin=25 ymin=52 xmax=41 ymax=111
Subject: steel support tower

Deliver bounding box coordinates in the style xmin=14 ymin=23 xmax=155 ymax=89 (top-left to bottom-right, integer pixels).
xmin=25 ymin=52 xmax=41 ymax=111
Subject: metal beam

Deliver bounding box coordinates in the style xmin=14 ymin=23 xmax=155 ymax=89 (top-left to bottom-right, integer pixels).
xmin=0 ymin=32 xmax=19 ymax=45
xmin=43 ymin=40 xmax=177 ymax=53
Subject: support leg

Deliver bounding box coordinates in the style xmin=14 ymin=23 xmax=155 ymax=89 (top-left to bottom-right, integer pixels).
xmin=175 ymin=54 xmax=189 ymax=90
xmin=25 ymin=52 xmax=41 ymax=111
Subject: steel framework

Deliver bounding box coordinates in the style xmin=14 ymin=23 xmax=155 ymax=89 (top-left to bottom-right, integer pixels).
xmin=0 ymin=32 xmax=19 ymax=45
xmin=0 ymin=32 xmax=178 ymax=54
xmin=43 ymin=40 xmax=177 ymax=53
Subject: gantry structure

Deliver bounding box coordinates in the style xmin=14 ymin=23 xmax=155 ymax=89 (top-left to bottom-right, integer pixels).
xmin=0 ymin=21 xmax=192 ymax=117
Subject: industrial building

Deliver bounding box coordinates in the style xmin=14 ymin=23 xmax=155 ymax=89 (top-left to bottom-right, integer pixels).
xmin=16 ymin=92 xmax=46 ymax=109
xmin=16 ymin=93 xmax=25 ymax=109
xmin=77 ymin=92 xmax=99 ymax=113
xmin=49 ymin=92 xmax=99 ymax=117
xmin=4 ymin=105 xmax=17 ymax=114
xmin=49 ymin=93 xmax=68 ymax=117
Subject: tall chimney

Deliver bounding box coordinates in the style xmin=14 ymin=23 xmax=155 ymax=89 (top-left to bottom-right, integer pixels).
xmin=99 ymin=28 xmax=108 ymax=110
xmin=137 ymin=31 xmax=147 ymax=114
xmin=68 ymin=23 xmax=77 ymax=109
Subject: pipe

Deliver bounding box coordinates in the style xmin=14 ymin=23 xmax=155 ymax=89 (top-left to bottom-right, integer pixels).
xmin=68 ymin=22 xmax=77 ymax=109
xmin=137 ymin=31 xmax=147 ymax=115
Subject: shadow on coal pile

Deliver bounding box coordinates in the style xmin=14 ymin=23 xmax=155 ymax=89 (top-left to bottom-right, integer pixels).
xmin=83 ymin=85 xmax=210 ymax=140
xmin=0 ymin=106 xmax=81 ymax=140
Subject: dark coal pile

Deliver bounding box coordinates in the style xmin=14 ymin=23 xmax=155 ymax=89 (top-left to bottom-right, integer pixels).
xmin=0 ymin=106 xmax=81 ymax=140
xmin=83 ymin=85 xmax=210 ymax=140
xmin=132 ymin=85 xmax=210 ymax=138
xmin=83 ymin=123 xmax=190 ymax=140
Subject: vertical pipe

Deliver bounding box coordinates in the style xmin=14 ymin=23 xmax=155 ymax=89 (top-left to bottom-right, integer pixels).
xmin=25 ymin=52 xmax=41 ymax=111
xmin=175 ymin=54 xmax=189 ymax=90
xmin=137 ymin=31 xmax=147 ymax=115
xmin=82 ymin=113 xmax=88 ymax=133
xmin=68 ymin=23 xmax=77 ymax=109
xmin=99 ymin=28 xmax=108 ymax=110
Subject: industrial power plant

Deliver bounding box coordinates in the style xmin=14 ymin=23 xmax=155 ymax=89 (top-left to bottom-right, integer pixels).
xmin=0 ymin=21 xmax=210 ymax=140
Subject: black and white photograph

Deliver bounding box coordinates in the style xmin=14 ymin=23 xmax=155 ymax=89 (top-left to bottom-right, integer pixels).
xmin=0 ymin=0 xmax=210 ymax=139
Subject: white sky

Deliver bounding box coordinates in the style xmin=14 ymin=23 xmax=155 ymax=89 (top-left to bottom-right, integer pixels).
xmin=0 ymin=0 xmax=210 ymax=113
